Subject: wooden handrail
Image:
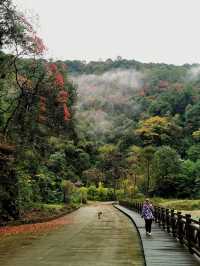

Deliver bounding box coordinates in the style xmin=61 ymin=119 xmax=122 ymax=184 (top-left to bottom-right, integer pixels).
xmin=119 ymin=200 xmax=200 ymax=257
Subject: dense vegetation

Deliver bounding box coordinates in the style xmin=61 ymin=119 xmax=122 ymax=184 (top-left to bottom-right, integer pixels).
xmin=1 ymin=0 xmax=200 ymax=223
xmin=68 ymin=58 xmax=200 ymax=200
xmin=0 ymin=0 xmax=83 ymax=222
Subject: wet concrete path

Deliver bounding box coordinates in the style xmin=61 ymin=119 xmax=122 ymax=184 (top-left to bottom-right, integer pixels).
xmin=0 ymin=203 xmax=144 ymax=266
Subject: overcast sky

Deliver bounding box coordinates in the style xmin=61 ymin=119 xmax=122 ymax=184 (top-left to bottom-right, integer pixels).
xmin=13 ymin=0 xmax=200 ymax=65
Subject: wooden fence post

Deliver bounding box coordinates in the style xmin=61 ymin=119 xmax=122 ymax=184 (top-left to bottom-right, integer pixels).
xmin=177 ymin=212 xmax=184 ymax=244
xmin=158 ymin=207 xmax=162 ymax=227
xmin=154 ymin=206 xmax=158 ymax=223
xmin=166 ymin=208 xmax=170 ymax=233
xmin=171 ymin=209 xmax=176 ymax=237
xmin=185 ymin=214 xmax=193 ymax=253
xmin=161 ymin=208 xmax=165 ymax=230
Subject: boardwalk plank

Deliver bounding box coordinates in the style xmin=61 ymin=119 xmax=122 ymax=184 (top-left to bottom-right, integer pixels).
xmin=115 ymin=205 xmax=200 ymax=266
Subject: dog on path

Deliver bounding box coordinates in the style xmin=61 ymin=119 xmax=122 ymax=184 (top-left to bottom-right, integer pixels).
xmin=98 ymin=211 xmax=103 ymax=219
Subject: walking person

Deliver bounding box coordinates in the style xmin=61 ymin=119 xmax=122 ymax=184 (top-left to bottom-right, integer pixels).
xmin=141 ymin=198 xmax=154 ymax=236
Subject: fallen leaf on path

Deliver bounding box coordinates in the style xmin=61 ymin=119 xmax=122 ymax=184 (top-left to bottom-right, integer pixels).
xmin=0 ymin=215 xmax=74 ymax=236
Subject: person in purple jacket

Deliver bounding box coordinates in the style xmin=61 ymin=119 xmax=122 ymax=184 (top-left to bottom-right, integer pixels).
xmin=141 ymin=198 xmax=154 ymax=236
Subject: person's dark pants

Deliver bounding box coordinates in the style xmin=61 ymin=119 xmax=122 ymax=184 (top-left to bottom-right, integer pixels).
xmin=145 ymin=219 xmax=153 ymax=233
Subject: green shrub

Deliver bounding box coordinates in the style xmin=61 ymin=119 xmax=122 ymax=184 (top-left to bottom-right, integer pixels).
xmin=116 ymin=189 xmax=124 ymax=200
xmin=71 ymin=191 xmax=81 ymax=204
xmin=87 ymin=185 xmax=115 ymax=201
xmin=107 ymin=188 xmax=115 ymax=200
xmin=87 ymin=185 xmax=98 ymax=200
xmin=61 ymin=180 xmax=75 ymax=203
xmin=79 ymin=187 xmax=88 ymax=203
xmin=97 ymin=183 xmax=108 ymax=201
xmin=17 ymin=171 xmax=33 ymax=213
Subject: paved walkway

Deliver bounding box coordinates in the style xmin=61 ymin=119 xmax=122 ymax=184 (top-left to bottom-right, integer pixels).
xmin=0 ymin=203 xmax=144 ymax=266
xmin=115 ymin=205 xmax=200 ymax=266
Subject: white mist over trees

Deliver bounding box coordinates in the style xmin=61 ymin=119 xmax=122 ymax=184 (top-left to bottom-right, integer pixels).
xmin=72 ymin=69 xmax=145 ymax=142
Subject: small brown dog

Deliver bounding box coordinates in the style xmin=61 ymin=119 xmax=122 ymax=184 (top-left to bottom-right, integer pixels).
xmin=98 ymin=211 xmax=103 ymax=219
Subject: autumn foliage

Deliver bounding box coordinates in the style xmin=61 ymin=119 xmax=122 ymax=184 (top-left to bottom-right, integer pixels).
xmin=46 ymin=63 xmax=71 ymax=122
xmin=37 ymin=62 xmax=71 ymax=124
xmin=0 ymin=215 xmax=74 ymax=236
xmin=49 ymin=63 xmax=57 ymax=73
xmin=19 ymin=15 xmax=46 ymax=55
xmin=55 ymin=73 xmax=65 ymax=87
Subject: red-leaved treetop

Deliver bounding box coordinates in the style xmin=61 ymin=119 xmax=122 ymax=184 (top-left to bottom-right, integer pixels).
xmin=38 ymin=63 xmax=71 ymax=124
xmin=49 ymin=63 xmax=58 ymax=73
xmin=55 ymin=72 xmax=65 ymax=87
xmin=56 ymin=90 xmax=70 ymax=121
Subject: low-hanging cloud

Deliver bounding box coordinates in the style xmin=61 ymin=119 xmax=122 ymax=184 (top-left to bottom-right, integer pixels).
xmin=186 ymin=66 xmax=200 ymax=81
xmin=71 ymin=69 xmax=145 ymax=141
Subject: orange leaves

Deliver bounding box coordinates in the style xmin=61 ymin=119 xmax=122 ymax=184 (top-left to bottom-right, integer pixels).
xmin=40 ymin=63 xmax=71 ymax=123
xmin=56 ymin=91 xmax=68 ymax=104
xmin=56 ymin=90 xmax=71 ymax=121
xmin=55 ymin=73 xmax=64 ymax=87
xmin=49 ymin=63 xmax=58 ymax=73
xmin=63 ymin=104 xmax=70 ymax=121
xmin=0 ymin=215 xmax=74 ymax=236
xmin=17 ymin=75 xmax=32 ymax=90
xmin=39 ymin=96 xmax=46 ymax=112
xmin=48 ymin=63 xmax=65 ymax=88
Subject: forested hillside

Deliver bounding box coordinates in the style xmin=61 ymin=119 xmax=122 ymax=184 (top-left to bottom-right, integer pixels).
xmin=68 ymin=59 xmax=200 ymax=199
xmin=1 ymin=0 xmax=200 ymax=224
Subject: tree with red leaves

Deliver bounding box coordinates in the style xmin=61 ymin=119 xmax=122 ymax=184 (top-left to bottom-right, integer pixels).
xmin=49 ymin=63 xmax=58 ymax=73
xmin=45 ymin=63 xmax=72 ymax=124
xmin=0 ymin=0 xmax=47 ymax=138
xmin=63 ymin=105 xmax=70 ymax=121
xmin=55 ymin=72 xmax=65 ymax=87
xmin=0 ymin=1 xmax=77 ymax=223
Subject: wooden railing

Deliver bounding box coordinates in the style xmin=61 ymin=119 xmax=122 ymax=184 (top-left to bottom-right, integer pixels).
xmin=119 ymin=200 xmax=200 ymax=257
